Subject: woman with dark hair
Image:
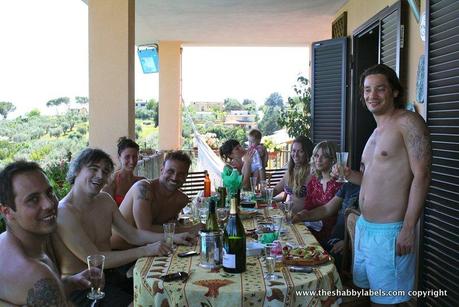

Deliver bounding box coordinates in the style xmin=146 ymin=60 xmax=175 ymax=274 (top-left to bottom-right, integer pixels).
xmin=103 ymin=137 xmax=145 ymax=206
xmin=273 ymin=136 xmax=314 ymax=214
xmin=219 ymin=139 xmax=260 ymax=189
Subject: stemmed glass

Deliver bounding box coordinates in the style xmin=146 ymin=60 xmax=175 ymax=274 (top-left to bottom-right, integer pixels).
xmin=86 ymin=255 xmax=105 ymax=300
xmin=336 ymin=152 xmax=349 ymax=183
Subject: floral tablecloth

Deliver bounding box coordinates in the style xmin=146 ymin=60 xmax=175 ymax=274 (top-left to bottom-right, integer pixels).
xmin=134 ymin=209 xmax=342 ymax=307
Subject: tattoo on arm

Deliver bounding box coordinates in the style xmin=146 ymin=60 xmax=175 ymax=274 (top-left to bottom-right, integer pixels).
xmin=27 ymin=278 xmax=65 ymax=307
xmin=137 ymin=182 xmax=153 ymax=201
xmin=402 ymin=115 xmax=432 ymax=164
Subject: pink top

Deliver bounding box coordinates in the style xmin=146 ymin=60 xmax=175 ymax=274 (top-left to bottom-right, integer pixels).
xmin=304 ymin=176 xmax=343 ymax=242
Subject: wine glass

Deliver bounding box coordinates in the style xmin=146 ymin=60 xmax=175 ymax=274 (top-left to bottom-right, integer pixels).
xmin=336 ymin=152 xmax=349 ymax=183
xmin=216 ymin=207 xmax=228 ymax=230
xmin=86 ymin=255 xmax=105 ymax=300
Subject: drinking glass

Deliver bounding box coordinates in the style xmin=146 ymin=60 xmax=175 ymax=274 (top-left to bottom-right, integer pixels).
xmin=86 ymin=255 xmax=105 ymax=300
xmin=336 ymin=152 xmax=349 ymax=183
xmin=283 ymin=201 xmax=293 ymax=225
xmin=163 ymin=222 xmax=176 ymax=249
xmin=264 ymin=243 xmax=276 ymax=258
xmin=216 ymin=207 xmax=228 ymax=230
xmin=271 ymin=215 xmax=283 ymax=234
xmin=260 ymin=180 xmax=267 ymax=199
xmin=264 ymin=256 xmax=279 ymax=280
xmin=199 ymin=207 xmax=209 ymax=224
xmin=265 ymin=188 xmax=274 ymax=208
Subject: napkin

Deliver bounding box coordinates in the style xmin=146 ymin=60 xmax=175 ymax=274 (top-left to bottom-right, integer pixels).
xmin=304 ymin=220 xmax=323 ymax=232
xmin=222 ymin=166 xmax=242 ymax=197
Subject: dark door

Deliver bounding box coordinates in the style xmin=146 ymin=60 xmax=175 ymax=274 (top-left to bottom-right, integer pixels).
xmin=351 ymin=26 xmax=378 ymax=169
xmin=350 ymin=1 xmax=405 ymax=169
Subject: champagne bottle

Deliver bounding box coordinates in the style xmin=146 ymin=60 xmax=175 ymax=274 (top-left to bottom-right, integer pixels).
xmin=222 ymin=197 xmax=246 ymax=273
xmin=205 ymin=199 xmax=219 ymax=232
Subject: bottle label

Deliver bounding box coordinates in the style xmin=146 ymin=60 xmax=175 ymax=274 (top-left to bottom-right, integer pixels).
xmin=222 ymin=248 xmax=236 ymax=269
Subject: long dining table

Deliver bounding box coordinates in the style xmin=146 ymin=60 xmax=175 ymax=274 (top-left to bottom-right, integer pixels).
xmin=133 ymin=207 xmax=343 ymax=307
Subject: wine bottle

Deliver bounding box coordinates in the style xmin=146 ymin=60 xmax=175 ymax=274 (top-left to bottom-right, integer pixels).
xmin=222 ymin=197 xmax=246 ymax=273
xmin=205 ymin=199 xmax=219 ymax=232
xmin=204 ymin=171 xmax=211 ymax=197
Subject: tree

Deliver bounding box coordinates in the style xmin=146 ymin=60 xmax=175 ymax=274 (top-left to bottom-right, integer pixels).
xmin=0 ymin=101 xmax=16 ymax=119
xmin=146 ymin=99 xmax=159 ymax=127
xmin=278 ymin=76 xmax=312 ymax=138
xmin=223 ymin=98 xmax=243 ymax=111
xmin=75 ymin=96 xmax=89 ymax=105
xmin=26 ymin=108 xmax=41 ymax=118
xmin=264 ymin=92 xmax=284 ymax=108
xmin=242 ymin=99 xmax=256 ymax=113
xmin=259 ymin=107 xmax=281 ymax=136
xmin=46 ymin=97 xmax=70 ymax=115
xmin=258 ymin=92 xmax=284 ymax=136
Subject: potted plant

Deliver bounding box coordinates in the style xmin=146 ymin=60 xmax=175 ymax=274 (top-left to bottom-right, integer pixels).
xmin=264 ymin=139 xmax=282 ymax=159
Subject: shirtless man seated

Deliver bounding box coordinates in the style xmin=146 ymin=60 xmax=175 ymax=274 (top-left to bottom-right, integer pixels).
xmin=344 ymin=64 xmax=431 ymax=305
xmin=0 ymin=161 xmax=91 ymax=306
xmin=113 ymin=151 xmax=199 ymax=249
xmin=52 ymin=148 xmax=192 ymax=307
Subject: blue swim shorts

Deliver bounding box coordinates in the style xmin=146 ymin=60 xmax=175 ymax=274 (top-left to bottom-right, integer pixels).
xmin=353 ymin=216 xmax=415 ymax=304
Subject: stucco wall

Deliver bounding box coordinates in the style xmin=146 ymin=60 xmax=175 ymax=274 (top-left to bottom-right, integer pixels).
xmin=336 ymin=0 xmax=426 ymax=118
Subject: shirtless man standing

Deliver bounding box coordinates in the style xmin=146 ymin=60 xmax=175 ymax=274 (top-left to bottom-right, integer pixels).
xmin=113 ymin=151 xmax=197 ymax=249
xmin=52 ymin=148 xmax=192 ymax=306
xmin=0 ymin=161 xmax=91 ymax=306
xmin=344 ymin=64 xmax=431 ymax=305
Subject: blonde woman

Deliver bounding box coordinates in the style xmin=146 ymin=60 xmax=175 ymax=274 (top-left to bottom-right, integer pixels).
xmin=273 ymin=136 xmax=314 ymax=214
xmin=293 ymin=140 xmax=343 ymax=243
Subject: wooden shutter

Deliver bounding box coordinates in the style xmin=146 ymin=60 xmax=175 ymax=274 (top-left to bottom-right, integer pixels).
xmin=311 ymin=37 xmax=348 ymax=150
xmin=419 ymin=0 xmax=459 ymax=306
xmin=380 ymin=7 xmax=401 ymax=72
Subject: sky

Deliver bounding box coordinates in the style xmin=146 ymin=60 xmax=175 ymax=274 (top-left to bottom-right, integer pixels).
xmin=0 ymin=0 xmax=309 ymax=118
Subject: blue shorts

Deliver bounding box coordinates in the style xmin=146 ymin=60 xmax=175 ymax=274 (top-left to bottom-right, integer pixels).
xmin=353 ymin=216 xmax=415 ymax=304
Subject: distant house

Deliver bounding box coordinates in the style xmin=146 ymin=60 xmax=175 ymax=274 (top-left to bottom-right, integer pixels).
xmin=189 ymin=101 xmax=224 ymax=112
xmin=69 ymin=107 xmax=88 ymax=116
xmin=224 ymin=110 xmax=257 ymax=129
xmin=135 ymin=100 xmax=148 ymax=108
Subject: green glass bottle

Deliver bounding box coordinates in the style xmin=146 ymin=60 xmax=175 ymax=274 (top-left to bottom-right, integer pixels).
xmin=222 ymin=197 xmax=246 ymax=273
xmin=205 ymin=199 xmax=219 ymax=232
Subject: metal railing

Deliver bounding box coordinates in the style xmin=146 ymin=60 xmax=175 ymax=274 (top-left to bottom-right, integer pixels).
xmin=267 ymin=149 xmax=291 ymax=169
xmin=134 ymin=147 xmax=291 ymax=179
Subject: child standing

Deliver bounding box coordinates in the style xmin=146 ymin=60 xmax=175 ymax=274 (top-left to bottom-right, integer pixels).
xmin=248 ymin=129 xmax=268 ymax=181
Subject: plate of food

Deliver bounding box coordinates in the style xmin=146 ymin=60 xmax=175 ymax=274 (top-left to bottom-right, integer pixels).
xmin=282 ymin=245 xmax=330 ymax=266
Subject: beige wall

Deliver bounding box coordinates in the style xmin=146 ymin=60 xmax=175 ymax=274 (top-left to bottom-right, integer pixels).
xmin=158 ymin=41 xmax=182 ymax=150
xmin=336 ymin=0 xmax=426 ymax=118
xmin=88 ymin=0 xmax=135 ymax=162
